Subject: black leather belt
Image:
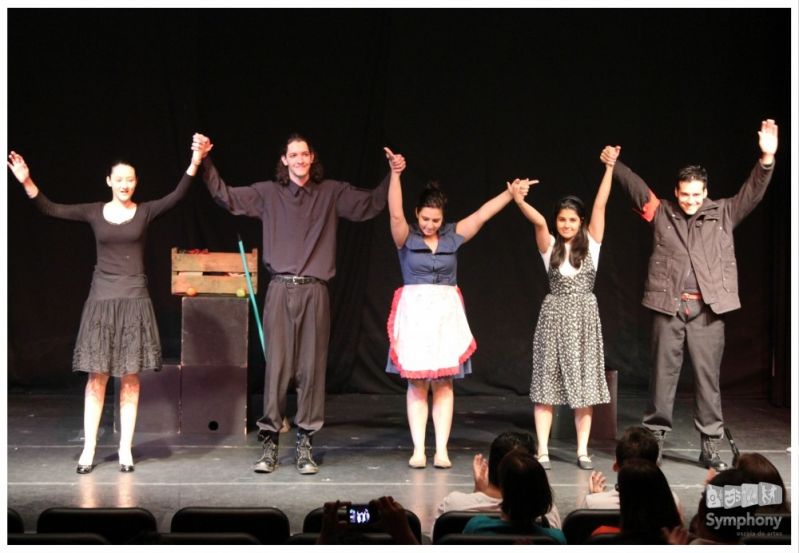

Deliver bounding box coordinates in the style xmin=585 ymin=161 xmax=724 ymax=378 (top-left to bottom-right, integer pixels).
xmin=272 ymin=274 xmax=326 ymax=285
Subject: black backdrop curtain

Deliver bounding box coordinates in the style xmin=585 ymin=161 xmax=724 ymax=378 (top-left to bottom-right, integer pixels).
xmin=6 ymin=8 xmax=791 ymax=403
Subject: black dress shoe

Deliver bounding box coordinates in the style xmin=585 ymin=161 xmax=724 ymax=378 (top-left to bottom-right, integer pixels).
xmin=119 ymin=464 xmax=135 ymax=473
xmin=76 ymin=464 xmax=94 ymax=474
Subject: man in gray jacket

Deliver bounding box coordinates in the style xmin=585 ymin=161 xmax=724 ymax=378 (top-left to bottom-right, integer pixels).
xmin=600 ymin=119 xmax=778 ymax=470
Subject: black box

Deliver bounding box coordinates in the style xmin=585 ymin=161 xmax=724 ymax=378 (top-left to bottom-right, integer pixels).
xmin=181 ymin=297 xmax=249 ymax=367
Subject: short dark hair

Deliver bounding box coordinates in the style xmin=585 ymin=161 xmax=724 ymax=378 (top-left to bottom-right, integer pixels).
xmin=498 ymin=450 xmax=553 ymax=533
xmin=488 ymin=431 xmax=536 ymax=487
xmin=616 ymin=426 xmax=660 ymax=466
xmin=677 ymin=165 xmax=708 ymax=189
xmin=275 ymin=133 xmax=324 ymax=186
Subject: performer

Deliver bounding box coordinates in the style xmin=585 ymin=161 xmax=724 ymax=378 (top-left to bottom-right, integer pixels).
xmin=384 ymin=147 xmax=531 ymax=469
xmin=509 ymin=153 xmax=614 ymax=471
xmin=600 ymin=119 xmax=778 ymax=470
xmin=7 ymin=142 xmax=201 ymax=473
xmin=192 ymin=134 xmax=396 ymax=475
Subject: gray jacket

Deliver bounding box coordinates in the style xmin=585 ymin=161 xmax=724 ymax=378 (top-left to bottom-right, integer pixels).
xmin=613 ymin=159 xmax=774 ymax=316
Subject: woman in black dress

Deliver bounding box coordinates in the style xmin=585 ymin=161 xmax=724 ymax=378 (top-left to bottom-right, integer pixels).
xmin=8 ymin=138 xmax=203 ymax=473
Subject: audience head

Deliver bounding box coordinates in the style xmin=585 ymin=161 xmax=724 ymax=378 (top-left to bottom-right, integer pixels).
xmin=695 ymin=469 xmax=754 ymax=544
xmin=488 ymin=431 xmax=536 ymax=487
xmin=617 ymin=458 xmax=681 ymax=540
xmin=614 ymin=426 xmax=660 ymax=470
xmin=735 ymin=453 xmax=789 ymax=512
xmin=498 ymin=450 xmax=553 ymax=532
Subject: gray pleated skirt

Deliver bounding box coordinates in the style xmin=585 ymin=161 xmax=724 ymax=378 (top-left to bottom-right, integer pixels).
xmin=72 ymin=271 xmax=162 ymax=376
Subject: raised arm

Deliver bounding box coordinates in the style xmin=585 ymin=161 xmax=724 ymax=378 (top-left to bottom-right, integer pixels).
xmin=726 ymin=119 xmax=778 ymax=226
xmin=509 ymin=178 xmax=550 ymax=253
xmin=145 ymin=136 xmax=205 ymax=218
xmin=758 ymin=118 xmax=778 ymax=166
xmin=7 ymin=151 xmax=91 ymax=222
xmin=192 ymin=133 xmax=264 ymax=218
xmin=8 ymin=151 xmax=39 ymax=198
xmin=587 ymin=147 xmax=618 ymax=243
xmin=455 ymin=180 xmax=523 ymax=243
xmin=601 ymin=145 xmax=660 ymax=224
xmin=384 ymin=146 xmax=409 ymax=248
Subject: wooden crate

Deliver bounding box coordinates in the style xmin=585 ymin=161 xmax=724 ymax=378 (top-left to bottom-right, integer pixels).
xmin=171 ymin=248 xmax=258 ymax=295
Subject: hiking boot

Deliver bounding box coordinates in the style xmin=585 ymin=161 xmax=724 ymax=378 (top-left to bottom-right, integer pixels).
xmin=699 ymin=434 xmax=728 ymax=471
xmin=296 ymin=432 xmax=319 ymax=475
xmin=253 ymin=437 xmax=279 ymax=473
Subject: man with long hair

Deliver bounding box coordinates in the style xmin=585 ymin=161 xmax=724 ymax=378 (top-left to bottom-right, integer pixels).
xmin=193 ymin=133 xmax=403 ymax=474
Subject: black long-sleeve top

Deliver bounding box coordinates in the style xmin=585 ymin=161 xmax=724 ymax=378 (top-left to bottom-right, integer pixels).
xmin=32 ymin=172 xmax=194 ymax=276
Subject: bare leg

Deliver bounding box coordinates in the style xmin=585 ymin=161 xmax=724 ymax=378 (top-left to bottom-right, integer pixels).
xmin=118 ymin=374 xmax=140 ymax=466
xmin=431 ymin=379 xmax=454 ymax=467
xmin=407 ymin=380 xmax=430 ymax=465
xmin=534 ymin=403 xmax=554 ymax=459
xmin=79 ymin=373 xmax=110 ymax=466
xmin=575 ymin=406 xmax=593 ymax=457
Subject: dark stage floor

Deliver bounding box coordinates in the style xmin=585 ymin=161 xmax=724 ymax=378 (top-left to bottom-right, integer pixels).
xmin=6 ymin=389 xmax=792 ymax=543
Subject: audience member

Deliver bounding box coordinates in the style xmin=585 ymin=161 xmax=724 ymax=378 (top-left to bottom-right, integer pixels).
xmin=615 ymin=458 xmax=682 ymax=544
xmin=316 ymin=496 xmax=418 ymax=545
xmin=580 ymin=426 xmax=683 ymax=516
xmin=436 ymin=431 xmax=561 ymax=527
xmin=462 ymin=450 xmax=566 ymax=543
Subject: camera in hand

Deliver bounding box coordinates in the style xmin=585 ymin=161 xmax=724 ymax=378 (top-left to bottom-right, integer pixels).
xmin=340 ymin=504 xmax=377 ymax=525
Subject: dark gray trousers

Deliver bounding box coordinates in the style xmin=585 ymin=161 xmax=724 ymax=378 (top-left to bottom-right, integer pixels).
xmin=642 ymin=298 xmax=725 ymax=438
xmin=256 ymin=280 xmax=330 ymax=441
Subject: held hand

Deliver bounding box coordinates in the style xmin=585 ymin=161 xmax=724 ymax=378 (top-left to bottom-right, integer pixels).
xmin=384 ymin=146 xmax=406 ymax=174
xmin=757 ymin=119 xmax=778 ymax=157
xmin=600 ymin=145 xmax=621 ymax=167
xmin=191 ymin=133 xmax=214 ymax=163
xmin=472 ymin=453 xmax=489 ymax=492
xmin=516 ymin=178 xmax=538 ymax=196
xmin=589 ymin=470 xmax=607 ymax=493
xmin=506 ymin=178 xmax=537 ymax=203
xmin=7 ymin=151 xmax=31 ymax=184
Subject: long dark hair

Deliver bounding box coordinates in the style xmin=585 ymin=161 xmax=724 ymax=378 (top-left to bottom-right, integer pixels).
xmin=415 ymin=180 xmax=447 ymax=213
xmin=498 ymin=450 xmax=553 ymax=533
xmin=617 ymin=458 xmax=681 ymax=535
xmin=274 ymin=133 xmax=324 ymax=186
xmin=549 ymin=195 xmax=588 ymax=270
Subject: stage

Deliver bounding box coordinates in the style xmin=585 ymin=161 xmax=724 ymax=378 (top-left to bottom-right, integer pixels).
xmin=6 ymin=389 xmax=791 ymax=543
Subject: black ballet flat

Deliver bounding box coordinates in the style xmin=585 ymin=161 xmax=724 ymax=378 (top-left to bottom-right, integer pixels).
xmin=76 ymin=464 xmax=94 ymax=474
xmin=119 ymin=464 xmax=135 ymax=473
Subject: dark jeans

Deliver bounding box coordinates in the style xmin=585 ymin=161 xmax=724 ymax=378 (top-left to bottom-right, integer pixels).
xmin=643 ymin=298 xmax=725 ymax=438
